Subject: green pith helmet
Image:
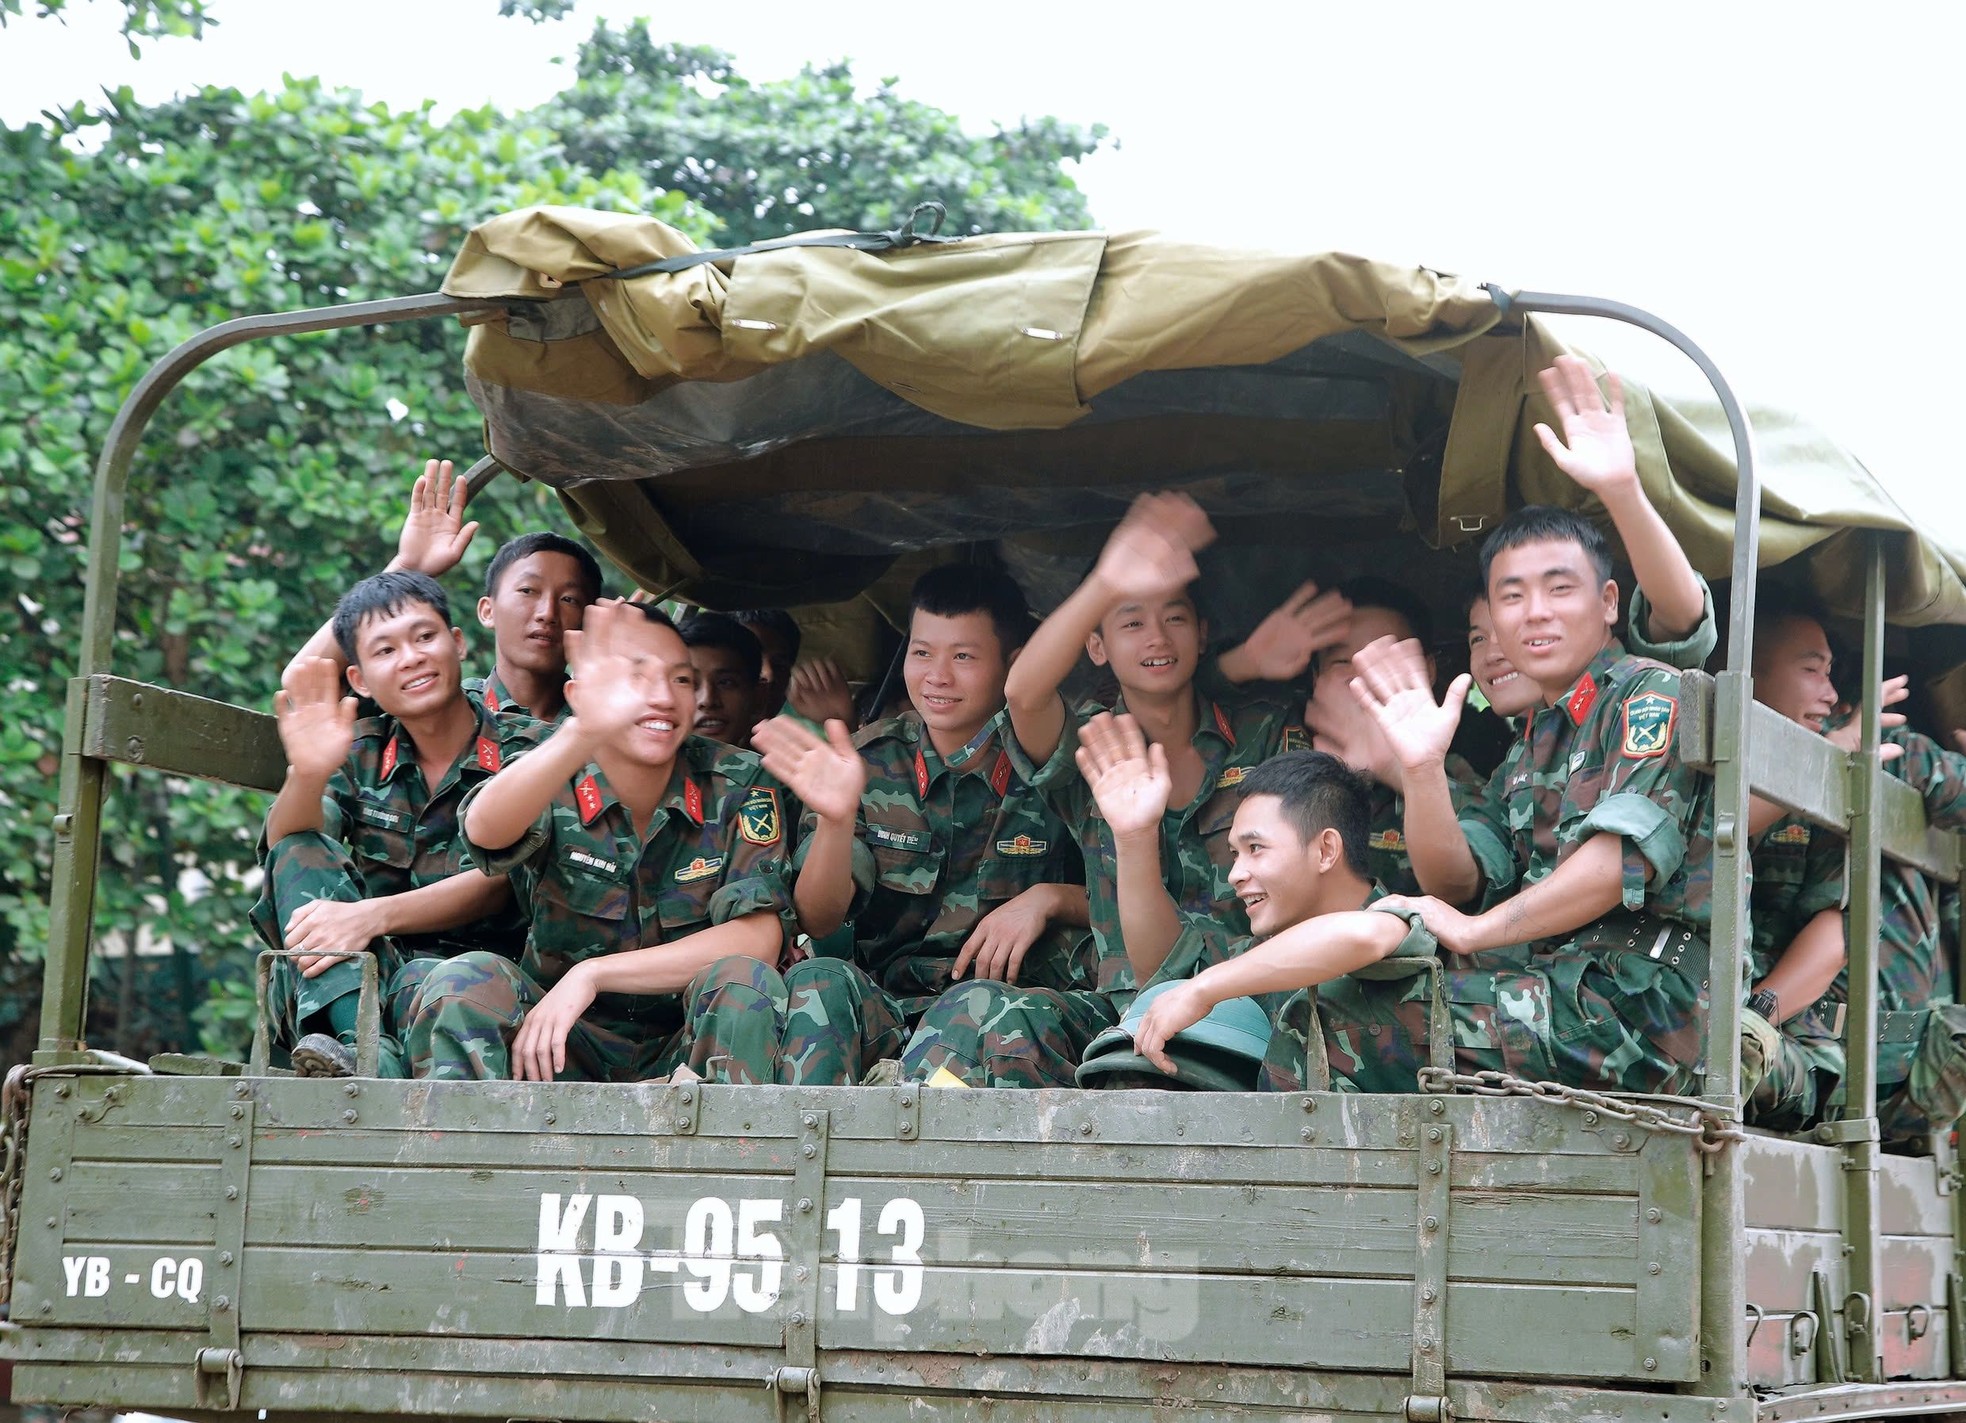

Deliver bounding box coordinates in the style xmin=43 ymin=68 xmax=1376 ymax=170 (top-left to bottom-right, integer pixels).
xmin=1076 ymin=981 xmax=1274 ymax=1092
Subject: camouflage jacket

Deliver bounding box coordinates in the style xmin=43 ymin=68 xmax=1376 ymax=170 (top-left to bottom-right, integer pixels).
xmin=1458 ymin=640 xmax=1716 ymax=943
xmin=1874 ymin=727 xmax=1966 ymax=1011
xmin=461 ymin=735 xmax=793 ymax=1037
xmin=254 ymin=690 xmax=543 ymax=960
xmin=465 ymin=667 xmax=571 ymax=727
xmin=1014 ymin=689 xmax=1303 ymax=997
xmin=798 ymin=711 xmax=1086 ymax=1003
xmin=1625 ymin=578 xmax=1720 ymax=672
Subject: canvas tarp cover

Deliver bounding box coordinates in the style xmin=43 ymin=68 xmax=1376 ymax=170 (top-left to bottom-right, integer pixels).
xmin=443 ymin=205 xmax=1966 ymax=639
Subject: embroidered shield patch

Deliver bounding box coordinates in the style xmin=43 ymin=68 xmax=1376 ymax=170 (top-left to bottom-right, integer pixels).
xmin=738 ymin=786 xmax=782 ymax=845
xmin=1621 ymin=692 xmax=1677 ymax=759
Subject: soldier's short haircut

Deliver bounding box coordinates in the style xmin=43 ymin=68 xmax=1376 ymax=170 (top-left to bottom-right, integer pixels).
xmin=483 ymin=532 xmax=604 ymax=603
xmin=1752 ymin=581 xmax=1832 ymax=641
xmin=1240 ymin=751 xmax=1372 ymax=878
xmin=909 ymin=564 xmax=1036 ymax=657
xmin=332 ymin=570 xmax=450 ymax=662
xmin=678 ymin=611 xmax=765 ymax=682
xmin=1339 ymin=576 xmax=1434 ymax=649
xmin=1459 ymin=580 xmax=1489 ymax=626
xmin=1479 ymin=505 xmax=1614 ymax=590
xmin=731 ymin=609 xmax=803 ymax=665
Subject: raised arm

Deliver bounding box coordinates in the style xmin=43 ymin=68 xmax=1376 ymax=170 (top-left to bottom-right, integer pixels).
xmin=1534 ymin=357 xmax=1703 ymax=640
xmin=1005 ymin=492 xmax=1215 ymax=764
xmin=264 ymin=656 xmax=358 ymax=846
xmin=461 ymin=600 xmax=637 ymax=851
xmin=751 ymin=715 xmax=867 ymax=938
xmin=281 ymin=460 xmax=481 ymax=685
xmin=1350 ymin=637 xmax=1482 ymax=905
xmin=1075 ymin=711 xmax=1182 ymax=983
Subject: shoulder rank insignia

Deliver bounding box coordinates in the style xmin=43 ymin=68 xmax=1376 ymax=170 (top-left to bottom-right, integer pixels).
xmin=1212 ymin=702 xmax=1237 ymax=747
xmin=1565 ymin=675 xmax=1599 ymax=725
xmin=1215 ymin=764 xmax=1249 ymax=791
xmin=990 ymin=750 xmax=1013 ymax=797
xmin=475 ymin=735 xmax=502 ymax=773
xmin=1621 ymin=691 xmax=1677 ymax=759
xmin=675 ymin=855 xmax=724 ymax=883
xmin=996 ymin=834 xmax=1049 ymax=856
xmin=1281 ymin=726 xmax=1310 ymax=753
xmin=574 ymin=774 xmax=605 ymax=825
xmin=914 ymin=749 xmax=930 ymax=800
xmin=683 ymin=777 xmax=704 ymax=825
xmin=738 ymin=786 xmax=781 ymax=846
xmin=379 ymin=735 xmax=401 ymax=780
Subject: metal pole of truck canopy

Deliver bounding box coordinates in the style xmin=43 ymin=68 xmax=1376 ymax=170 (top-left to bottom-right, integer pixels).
xmin=1502 ymin=291 xmax=1760 ymax=1402
xmin=38 ymin=293 xmax=504 ymax=1060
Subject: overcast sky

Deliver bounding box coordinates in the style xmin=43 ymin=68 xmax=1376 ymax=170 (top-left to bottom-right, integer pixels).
xmin=7 ymin=0 xmax=1960 ymax=543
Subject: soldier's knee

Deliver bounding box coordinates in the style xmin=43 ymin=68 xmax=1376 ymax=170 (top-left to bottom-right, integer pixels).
xmin=686 ymin=954 xmax=786 ymax=1005
xmin=412 ymin=952 xmax=522 ymax=1013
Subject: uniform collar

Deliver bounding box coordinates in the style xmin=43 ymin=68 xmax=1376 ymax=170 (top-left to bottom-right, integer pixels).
xmin=377 ymin=697 xmax=505 ymax=787
xmin=907 ymin=711 xmax=1013 ymax=800
xmin=1109 ymin=689 xmax=1234 ymax=748
xmin=1538 ymin=638 xmax=1629 ymax=733
xmin=573 ymin=740 xmax=708 ymax=830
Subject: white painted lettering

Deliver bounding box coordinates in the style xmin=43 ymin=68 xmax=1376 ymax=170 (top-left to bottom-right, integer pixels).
xmin=536 ymin=1192 xmax=592 ymax=1307
xmin=590 ymin=1194 xmax=645 ymax=1307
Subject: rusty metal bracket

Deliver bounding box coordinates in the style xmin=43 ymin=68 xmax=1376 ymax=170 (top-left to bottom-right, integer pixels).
xmin=1843 ymin=1289 xmax=1875 ymax=1378
xmin=1402 ymin=1096 xmax=1452 ymax=1423
xmin=193 ymin=1346 xmax=244 ymax=1410
xmin=894 ymin=1084 xmax=919 ymax=1143
xmin=767 ymin=1364 xmax=820 ymax=1423
xmin=1789 ymin=1310 xmax=1819 ymax=1359
xmin=670 ymin=1081 xmax=699 ymax=1136
xmin=249 ymin=948 xmax=380 ymax=1077
xmin=1813 ymin=1269 xmax=1847 ymax=1383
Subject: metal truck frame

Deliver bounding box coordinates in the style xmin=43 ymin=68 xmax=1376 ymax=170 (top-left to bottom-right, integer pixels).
xmin=3 ymin=286 xmax=1964 ymax=1423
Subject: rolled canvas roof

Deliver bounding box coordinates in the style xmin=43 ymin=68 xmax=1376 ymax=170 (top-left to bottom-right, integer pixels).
xmin=444 ymin=205 xmax=1965 ymax=640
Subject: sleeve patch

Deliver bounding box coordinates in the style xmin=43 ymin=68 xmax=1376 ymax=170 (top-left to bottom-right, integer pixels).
xmin=1620 ymin=692 xmax=1678 ymax=759
xmin=738 ymin=786 xmax=782 ymax=845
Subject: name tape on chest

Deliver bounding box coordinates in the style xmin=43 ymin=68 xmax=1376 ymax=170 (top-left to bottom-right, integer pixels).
xmin=566 ymin=847 xmax=619 ymax=876
xmin=355 ymin=802 xmax=402 ymax=830
xmin=738 ymin=786 xmax=781 ymax=846
xmin=868 ymin=823 xmax=931 ymax=853
xmin=1621 ymin=691 xmax=1678 ymax=759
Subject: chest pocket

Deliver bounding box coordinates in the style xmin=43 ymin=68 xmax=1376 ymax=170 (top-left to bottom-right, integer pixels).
xmin=349 ymin=799 xmax=415 ymax=875
xmin=654 ymin=864 xmax=722 ymax=934
xmin=530 ymin=867 xmax=633 ymax=972
xmin=1192 ymin=791 xmax=1242 ymax=900
xmin=975 ymin=847 xmax=1074 ymax=905
xmin=870 ymin=841 xmax=941 ymax=897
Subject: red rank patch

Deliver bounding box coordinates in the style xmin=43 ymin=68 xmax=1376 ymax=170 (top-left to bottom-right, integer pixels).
xmin=575 ymin=774 xmax=604 ymax=825
xmin=1212 ymin=702 xmax=1236 ymax=747
xmin=379 ymin=736 xmax=400 ymax=780
xmin=1565 ymin=675 xmax=1599 ymax=725
xmin=990 ymin=750 xmax=1012 ymax=797
xmin=476 ymin=736 xmax=502 ymax=773
xmin=483 ymin=684 xmax=501 ymax=713
xmin=915 ymin=749 xmax=929 ymax=800
xmin=684 ymin=776 xmax=704 ymax=825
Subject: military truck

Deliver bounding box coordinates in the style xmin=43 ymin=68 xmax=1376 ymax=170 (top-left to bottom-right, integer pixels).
xmin=6 ymin=207 xmax=1966 ymax=1422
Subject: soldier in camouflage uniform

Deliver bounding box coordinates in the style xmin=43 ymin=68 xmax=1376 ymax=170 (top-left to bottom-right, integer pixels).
xmin=900 ymin=494 xmax=1306 ymax=1087
xmin=1333 ymin=498 xmax=1719 ymax=1096
xmin=281 ymin=461 xmax=601 ymax=726
xmin=752 ymin=567 xmax=1089 ymax=1085
xmin=255 ymin=571 xmax=539 ymax=1078
xmin=406 ymin=601 xmax=796 ymax=1082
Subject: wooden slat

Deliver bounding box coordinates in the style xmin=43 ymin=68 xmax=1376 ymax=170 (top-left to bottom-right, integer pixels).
xmin=77 ymin=674 xmax=282 ymax=791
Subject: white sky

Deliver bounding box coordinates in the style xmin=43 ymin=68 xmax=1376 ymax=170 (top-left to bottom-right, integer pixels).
xmin=5 ymin=0 xmax=1961 ymax=543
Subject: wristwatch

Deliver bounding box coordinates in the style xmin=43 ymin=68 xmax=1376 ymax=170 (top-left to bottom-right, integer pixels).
xmin=1746 ymin=988 xmax=1780 ymax=1022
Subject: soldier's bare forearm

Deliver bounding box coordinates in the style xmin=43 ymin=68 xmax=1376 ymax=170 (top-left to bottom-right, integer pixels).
xmin=1192 ymin=912 xmax=1410 ymax=1001
xmin=588 ymin=912 xmax=784 ymax=997
xmin=464 ymin=723 xmax=599 ymax=851
xmin=1600 ymin=480 xmax=1705 ymax=640
xmin=1755 ymin=909 xmax=1846 ymax=1022
xmin=264 ymin=769 xmax=333 ymax=846
xmin=1401 ymin=764 xmax=1481 ymax=906
xmin=1043 ymin=882 xmax=1090 ymax=929
xmin=370 ymin=872 xmax=512 ymax=938
xmin=1113 ymin=828 xmax=1182 ymax=983
xmin=792 ymin=815 xmax=857 ymax=937
xmin=281 ymin=620 xmax=349 ymax=690
xmin=1471 ymin=834 xmax=1624 ymax=953
xmin=1006 ymin=578 xmax=1114 ymax=765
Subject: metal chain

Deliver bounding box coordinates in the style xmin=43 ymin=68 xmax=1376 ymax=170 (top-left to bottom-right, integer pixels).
xmin=1417 ymin=1066 xmax=1748 ymax=1154
xmin=0 ymin=1063 xmax=36 ymax=1306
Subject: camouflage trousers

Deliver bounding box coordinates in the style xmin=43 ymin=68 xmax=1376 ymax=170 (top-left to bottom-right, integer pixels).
xmin=1260 ymin=947 xmax=1707 ymax=1096
xmin=1741 ymin=1007 xmax=1841 ymax=1132
xmin=778 ymin=960 xmax=909 ymax=1085
xmin=405 ymin=952 xmax=816 ymax=1083
xmin=248 ymin=832 xmax=431 ymax=1073
xmin=1855 ymin=1004 xmax=1966 ymax=1144
xmin=899 ymin=981 xmax=1120 ymax=1088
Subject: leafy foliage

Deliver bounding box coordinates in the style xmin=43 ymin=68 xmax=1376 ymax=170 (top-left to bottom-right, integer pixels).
xmin=545 ymin=21 xmax=1109 ymax=244
xmin=0 ymin=30 xmax=1102 ymax=1068
xmin=0 ymin=0 xmax=213 ymax=57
